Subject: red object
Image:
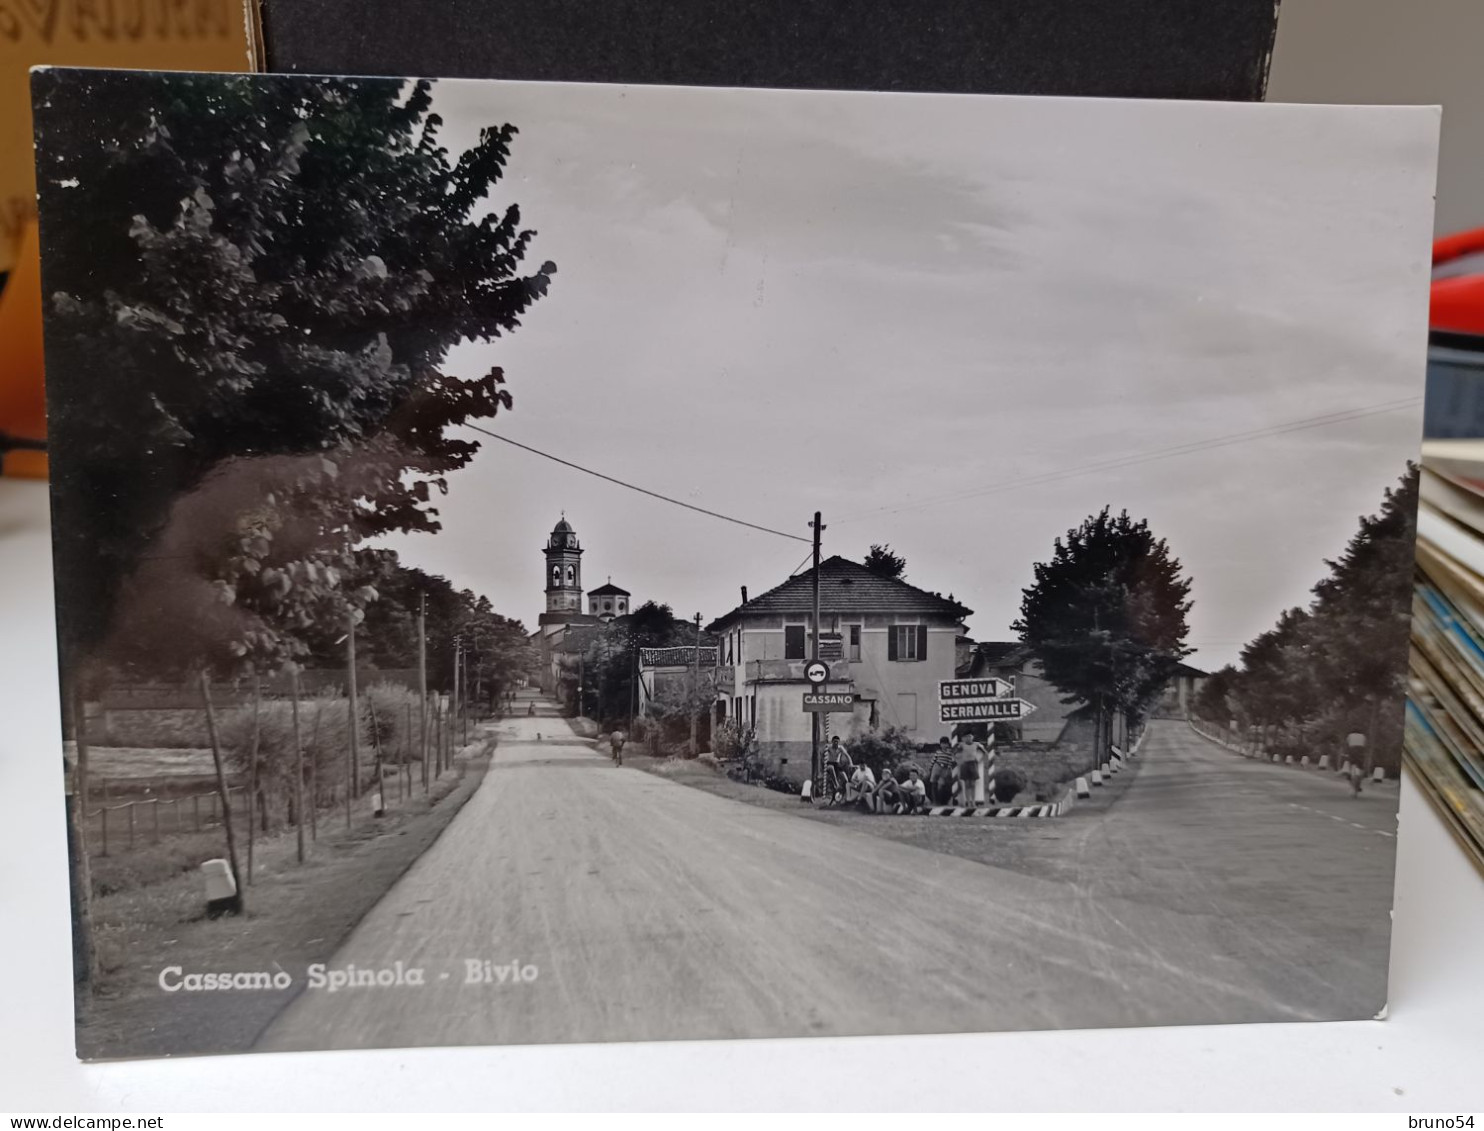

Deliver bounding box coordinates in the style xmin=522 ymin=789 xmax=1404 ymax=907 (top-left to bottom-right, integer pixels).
xmin=1432 ymin=227 xmax=1484 ymax=335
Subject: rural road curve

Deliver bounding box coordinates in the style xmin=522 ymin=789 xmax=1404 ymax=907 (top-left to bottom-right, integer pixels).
xmin=257 ymin=703 xmax=1397 ymax=1051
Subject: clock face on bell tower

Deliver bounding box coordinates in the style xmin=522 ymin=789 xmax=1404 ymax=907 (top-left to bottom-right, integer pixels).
xmin=544 ymin=515 xmax=583 ymax=614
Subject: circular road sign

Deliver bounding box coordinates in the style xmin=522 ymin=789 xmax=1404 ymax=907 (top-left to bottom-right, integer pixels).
xmin=805 ymin=660 xmax=829 ymax=686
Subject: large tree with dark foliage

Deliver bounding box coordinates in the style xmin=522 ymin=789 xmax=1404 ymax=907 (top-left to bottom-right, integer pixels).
xmin=341 ymin=554 xmax=535 ymax=708
xmin=864 ymin=543 xmax=907 ymax=581
xmin=1013 ymin=508 xmax=1193 ymax=766
xmin=33 ymin=70 xmax=555 ymax=678
xmin=1203 ymin=466 xmax=1417 ymax=768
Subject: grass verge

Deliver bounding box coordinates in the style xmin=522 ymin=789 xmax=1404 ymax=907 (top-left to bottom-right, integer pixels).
xmin=76 ymin=737 xmax=494 ymax=1060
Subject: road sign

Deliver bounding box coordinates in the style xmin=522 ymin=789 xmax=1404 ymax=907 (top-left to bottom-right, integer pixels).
xmin=938 ymin=677 xmax=1013 ymax=702
xmin=939 ymin=698 xmax=1036 ymax=724
xmin=803 ymin=692 xmax=854 ymax=712
xmin=805 ymin=660 xmax=829 ymax=685
xmin=817 ymin=632 xmax=843 ymax=661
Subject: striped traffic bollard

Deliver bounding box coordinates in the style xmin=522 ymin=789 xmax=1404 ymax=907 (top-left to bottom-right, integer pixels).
xmin=1090 ymin=770 xmax=1104 ymax=787
xmin=1372 ymin=766 xmax=1385 ymax=783
xmin=1075 ymin=776 xmax=1091 ymax=799
xmin=1318 ymin=755 xmax=1330 ymax=770
xmin=981 ymin=734 xmax=997 ymax=806
xmin=1285 ymin=755 xmax=1295 ymax=764
xmin=1300 ymin=756 xmax=1310 ymax=767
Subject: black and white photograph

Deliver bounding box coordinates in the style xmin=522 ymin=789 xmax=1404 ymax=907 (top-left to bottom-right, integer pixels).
xmin=31 ymin=69 xmax=1437 ymax=1060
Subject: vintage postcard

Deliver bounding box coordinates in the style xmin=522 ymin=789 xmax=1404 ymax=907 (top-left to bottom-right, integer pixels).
xmin=32 ymin=69 xmax=1436 ymax=1058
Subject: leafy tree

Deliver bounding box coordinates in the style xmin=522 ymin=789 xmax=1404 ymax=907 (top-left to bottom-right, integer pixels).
xmin=338 ymin=555 xmax=534 ymax=709
xmin=1304 ymin=468 xmax=1417 ymax=745
xmin=1213 ymin=465 xmax=1417 ymax=768
xmin=864 ymin=544 xmax=907 ymax=580
xmin=33 ymin=70 xmax=555 ymax=680
xmin=1013 ymin=507 xmax=1193 ymax=768
xmin=1194 ymin=664 xmax=1239 ymax=724
xmin=575 ymin=602 xmax=710 ymax=723
xmin=1230 ymin=607 xmax=1314 ymax=740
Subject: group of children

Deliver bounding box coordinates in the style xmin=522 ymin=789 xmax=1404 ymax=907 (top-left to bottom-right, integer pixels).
xmin=822 ymin=732 xmax=992 ymax=814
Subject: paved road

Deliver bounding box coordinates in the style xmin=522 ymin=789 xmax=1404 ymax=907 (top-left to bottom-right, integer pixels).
xmin=1008 ymin=719 xmax=1397 ymax=1025
xmin=257 ymin=708 xmax=1397 ymax=1051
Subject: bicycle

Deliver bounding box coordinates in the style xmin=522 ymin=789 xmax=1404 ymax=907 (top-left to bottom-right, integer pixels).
xmin=818 ymin=762 xmax=851 ymax=808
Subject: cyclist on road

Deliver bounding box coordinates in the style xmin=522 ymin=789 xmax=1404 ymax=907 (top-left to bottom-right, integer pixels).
xmin=610 ymin=729 xmax=627 ymax=766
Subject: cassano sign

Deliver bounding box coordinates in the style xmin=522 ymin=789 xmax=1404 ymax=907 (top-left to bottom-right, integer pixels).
xmin=940 ymin=698 xmax=1036 ymax=724
xmin=803 ymin=692 xmax=854 ymax=712
xmin=939 ymin=677 xmax=1013 ymax=702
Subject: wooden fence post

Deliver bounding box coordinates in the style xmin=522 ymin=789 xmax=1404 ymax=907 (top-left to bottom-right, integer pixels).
xmin=308 ymin=700 xmax=321 ymax=842
xmin=200 ymin=672 xmax=244 ymax=911
xmin=291 ymin=668 xmax=305 ymax=865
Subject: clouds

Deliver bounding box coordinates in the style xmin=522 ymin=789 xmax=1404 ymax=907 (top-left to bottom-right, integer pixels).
xmin=385 ymin=80 xmax=1436 ymax=668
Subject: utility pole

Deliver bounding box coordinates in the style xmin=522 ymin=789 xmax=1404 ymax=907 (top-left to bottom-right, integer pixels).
xmin=452 ymin=635 xmax=462 ymax=756
xmin=810 ymin=511 xmax=824 ymax=793
xmin=691 ymin=612 xmax=703 ymax=757
xmin=345 ymin=613 xmax=358 ymax=830
xmin=418 ymin=591 xmax=429 ymax=791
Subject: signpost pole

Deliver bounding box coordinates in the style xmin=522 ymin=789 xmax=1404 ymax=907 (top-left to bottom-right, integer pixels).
xmin=809 ymin=511 xmax=823 ymax=795
xmin=691 ymin=613 xmax=702 ymax=758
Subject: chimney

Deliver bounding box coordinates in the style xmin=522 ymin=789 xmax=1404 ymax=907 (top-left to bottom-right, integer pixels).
xmin=740 ymin=586 xmax=748 ymax=605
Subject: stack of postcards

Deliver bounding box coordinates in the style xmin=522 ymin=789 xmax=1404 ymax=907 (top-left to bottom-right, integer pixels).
xmin=1409 ymin=439 xmax=1484 ymax=868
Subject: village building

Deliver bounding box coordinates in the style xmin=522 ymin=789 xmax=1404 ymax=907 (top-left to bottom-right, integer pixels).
xmin=1154 ymin=661 xmax=1208 ymax=718
xmin=530 ymin=515 xmax=630 ymax=695
xmin=587 ymin=580 xmax=630 ymax=621
xmin=704 ymin=555 xmax=971 ymax=781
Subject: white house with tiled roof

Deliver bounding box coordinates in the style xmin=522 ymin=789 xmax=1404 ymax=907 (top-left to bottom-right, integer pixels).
xmin=706 ymin=555 xmax=971 ymax=781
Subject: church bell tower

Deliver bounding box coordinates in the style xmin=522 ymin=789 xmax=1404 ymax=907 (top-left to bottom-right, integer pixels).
xmin=542 ymin=514 xmax=583 ymax=620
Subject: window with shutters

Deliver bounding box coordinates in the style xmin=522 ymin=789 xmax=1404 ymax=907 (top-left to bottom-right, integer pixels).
xmin=889 ymin=623 xmax=927 ymax=662
xmin=848 ymin=624 xmax=862 ymax=662
xmin=784 ymin=624 xmax=807 ymax=660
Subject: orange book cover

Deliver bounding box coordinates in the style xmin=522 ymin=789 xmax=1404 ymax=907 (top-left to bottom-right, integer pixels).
xmin=0 ymin=0 xmax=262 ymax=477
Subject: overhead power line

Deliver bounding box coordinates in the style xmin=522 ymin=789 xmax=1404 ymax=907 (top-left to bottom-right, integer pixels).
xmin=834 ymin=396 xmax=1422 ymax=522
xmin=465 ymin=423 xmax=811 ymax=544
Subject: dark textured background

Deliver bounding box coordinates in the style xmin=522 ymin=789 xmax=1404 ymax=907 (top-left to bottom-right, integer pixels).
xmin=260 ymin=0 xmax=1277 ymax=101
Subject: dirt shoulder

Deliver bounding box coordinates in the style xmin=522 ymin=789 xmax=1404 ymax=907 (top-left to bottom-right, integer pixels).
xmin=77 ymin=737 xmax=494 ymax=1061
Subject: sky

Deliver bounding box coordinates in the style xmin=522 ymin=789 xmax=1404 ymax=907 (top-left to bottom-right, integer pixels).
xmin=376 ymin=80 xmax=1439 ymax=670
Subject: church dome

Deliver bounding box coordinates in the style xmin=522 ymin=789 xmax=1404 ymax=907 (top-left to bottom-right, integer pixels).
xmin=547 ymin=514 xmax=580 ymax=552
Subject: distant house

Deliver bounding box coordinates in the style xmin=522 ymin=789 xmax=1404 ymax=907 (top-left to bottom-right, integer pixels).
xmin=1154 ymin=661 xmax=1208 ymax=717
xmin=706 ymin=556 xmax=970 ymax=781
